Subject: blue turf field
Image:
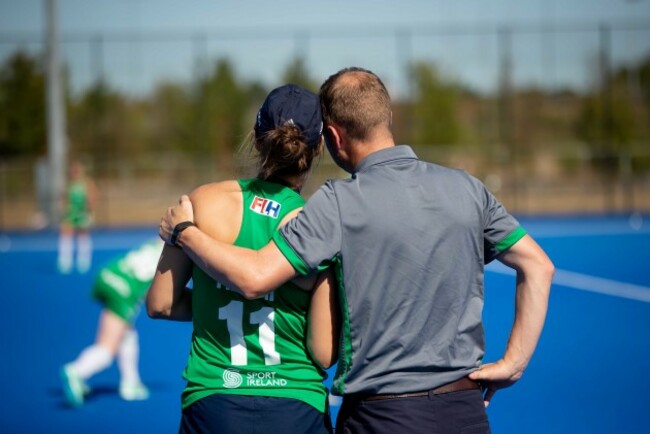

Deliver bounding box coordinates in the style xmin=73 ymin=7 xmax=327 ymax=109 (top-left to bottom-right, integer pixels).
xmin=1 ymin=215 xmax=649 ymax=433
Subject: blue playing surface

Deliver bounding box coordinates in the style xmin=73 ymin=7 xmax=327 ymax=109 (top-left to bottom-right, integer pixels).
xmin=1 ymin=215 xmax=649 ymax=433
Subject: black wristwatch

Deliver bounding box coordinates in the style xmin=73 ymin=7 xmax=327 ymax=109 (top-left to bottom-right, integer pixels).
xmin=170 ymin=221 xmax=196 ymax=247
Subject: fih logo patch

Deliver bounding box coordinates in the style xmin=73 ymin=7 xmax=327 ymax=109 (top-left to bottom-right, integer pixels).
xmin=222 ymin=368 xmax=243 ymax=389
xmin=250 ymin=196 xmax=281 ymax=219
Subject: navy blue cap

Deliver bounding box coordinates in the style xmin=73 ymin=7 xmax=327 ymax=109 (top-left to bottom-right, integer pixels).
xmin=255 ymin=84 xmax=323 ymax=148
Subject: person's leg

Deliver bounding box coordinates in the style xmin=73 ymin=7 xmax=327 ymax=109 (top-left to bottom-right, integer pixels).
xmin=61 ymin=310 xmax=127 ymax=406
xmin=117 ymin=328 xmax=149 ymax=401
xmin=94 ymin=308 xmax=129 ymax=354
xmin=57 ymin=225 xmax=74 ymax=274
xmin=76 ymin=229 xmax=92 ymax=273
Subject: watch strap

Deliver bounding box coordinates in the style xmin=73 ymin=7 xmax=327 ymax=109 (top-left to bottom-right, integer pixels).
xmin=171 ymin=221 xmax=196 ymax=247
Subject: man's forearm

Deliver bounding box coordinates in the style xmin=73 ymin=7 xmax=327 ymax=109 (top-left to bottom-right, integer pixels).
xmin=177 ymin=225 xmax=296 ymax=299
xmin=503 ymin=264 xmax=553 ymax=374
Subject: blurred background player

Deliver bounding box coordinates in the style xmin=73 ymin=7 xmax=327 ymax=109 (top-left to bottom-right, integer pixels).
xmin=147 ymin=84 xmax=338 ymax=434
xmin=60 ymin=238 xmax=164 ymax=407
xmin=57 ymin=159 xmax=98 ymax=274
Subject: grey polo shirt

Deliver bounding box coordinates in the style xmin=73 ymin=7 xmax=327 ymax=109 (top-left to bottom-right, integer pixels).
xmin=273 ymin=145 xmax=526 ymax=396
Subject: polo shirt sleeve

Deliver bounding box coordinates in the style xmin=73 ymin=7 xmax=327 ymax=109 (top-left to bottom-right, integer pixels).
xmin=272 ymin=181 xmax=342 ymax=275
xmin=481 ymin=183 xmax=527 ymax=264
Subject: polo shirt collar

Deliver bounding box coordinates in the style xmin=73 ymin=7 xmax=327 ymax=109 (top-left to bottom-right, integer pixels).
xmin=354 ymin=145 xmax=418 ymax=174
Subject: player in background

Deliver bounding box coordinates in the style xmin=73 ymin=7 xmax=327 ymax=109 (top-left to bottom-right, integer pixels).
xmin=57 ymin=159 xmax=98 ymax=274
xmin=60 ymin=238 xmax=163 ymax=407
xmin=147 ymin=84 xmax=338 ymax=434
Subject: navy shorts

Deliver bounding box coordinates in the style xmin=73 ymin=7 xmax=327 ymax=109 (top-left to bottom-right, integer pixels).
xmin=179 ymin=393 xmax=332 ymax=434
xmin=336 ymin=389 xmax=490 ymax=434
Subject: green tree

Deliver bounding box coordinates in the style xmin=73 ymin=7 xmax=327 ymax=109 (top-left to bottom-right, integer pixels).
xmin=68 ymin=80 xmax=132 ymax=156
xmin=193 ymin=59 xmax=248 ymax=166
xmin=0 ymin=51 xmax=46 ymax=156
xmin=145 ymin=81 xmax=193 ymax=153
xmin=577 ymin=68 xmax=637 ymax=169
xmin=409 ymin=62 xmax=460 ymax=146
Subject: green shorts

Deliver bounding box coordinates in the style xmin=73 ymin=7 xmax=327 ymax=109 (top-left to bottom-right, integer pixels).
xmin=65 ymin=210 xmax=92 ymax=229
xmin=91 ymin=270 xmax=147 ymax=324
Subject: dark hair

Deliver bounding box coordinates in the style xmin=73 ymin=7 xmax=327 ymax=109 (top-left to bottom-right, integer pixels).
xmin=255 ymin=123 xmax=323 ymax=186
xmin=319 ymin=67 xmax=392 ymax=142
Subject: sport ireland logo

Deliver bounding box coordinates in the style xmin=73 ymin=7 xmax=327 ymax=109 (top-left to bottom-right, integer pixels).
xmin=222 ymin=368 xmax=243 ymax=389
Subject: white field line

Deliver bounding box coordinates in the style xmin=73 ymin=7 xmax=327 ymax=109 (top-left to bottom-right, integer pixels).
xmin=487 ymin=263 xmax=650 ymax=303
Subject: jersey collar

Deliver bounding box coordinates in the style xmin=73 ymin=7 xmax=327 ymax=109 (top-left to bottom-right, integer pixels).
xmin=353 ymin=145 xmax=418 ymax=174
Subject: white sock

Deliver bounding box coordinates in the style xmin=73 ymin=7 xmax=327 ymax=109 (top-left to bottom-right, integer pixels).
xmin=77 ymin=234 xmax=92 ymax=273
xmin=71 ymin=344 xmax=113 ymax=380
xmin=118 ymin=330 xmax=142 ymax=385
xmin=57 ymin=235 xmax=73 ymax=272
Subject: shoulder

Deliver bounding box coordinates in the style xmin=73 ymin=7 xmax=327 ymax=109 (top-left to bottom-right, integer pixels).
xmin=307 ymin=179 xmax=340 ymax=201
xmin=422 ymin=162 xmax=483 ymax=188
xmin=189 ymin=180 xmax=243 ymax=242
xmin=320 ymin=177 xmax=349 ymax=193
xmin=190 ymin=179 xmax=241 ymax=196
xmin=300 ymin=180 xmax=341 ymax=216
xmin=190 ymin=180 xmax=242 ymax=206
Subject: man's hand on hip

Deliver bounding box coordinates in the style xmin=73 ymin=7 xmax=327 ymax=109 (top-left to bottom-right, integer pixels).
xmin=468 ymin=358 xmax=524 ymax=408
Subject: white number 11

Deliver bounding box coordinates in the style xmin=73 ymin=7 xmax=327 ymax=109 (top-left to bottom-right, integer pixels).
xmin=218 ymin=300 xmax=281 ymax=366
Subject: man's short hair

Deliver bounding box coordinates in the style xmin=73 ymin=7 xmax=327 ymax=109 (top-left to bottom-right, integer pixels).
xmin=319 ymin=67 xmax=391 ymax=142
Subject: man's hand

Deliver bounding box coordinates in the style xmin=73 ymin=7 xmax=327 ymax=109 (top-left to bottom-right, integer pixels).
xmin=468 ymin=358 xmax=524 ymax=407
xmin=159 ymin=195 xmax=195 ymax=245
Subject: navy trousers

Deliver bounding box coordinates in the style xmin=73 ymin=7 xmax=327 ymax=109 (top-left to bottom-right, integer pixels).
xmin=180 ymin=393 xmax=332 ymax=434
xmin=336 ymin=389 xmax=490 ymax=434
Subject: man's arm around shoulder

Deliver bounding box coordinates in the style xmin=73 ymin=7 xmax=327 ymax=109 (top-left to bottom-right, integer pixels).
xmin=160 ymin=195 xmax=297 ymax=299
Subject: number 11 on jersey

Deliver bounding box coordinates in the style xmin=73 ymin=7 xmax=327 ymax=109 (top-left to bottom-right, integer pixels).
xmin=218 ymin=300 xmax=281 ymax=366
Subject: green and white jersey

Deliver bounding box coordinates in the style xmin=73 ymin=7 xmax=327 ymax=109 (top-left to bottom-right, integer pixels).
xmin=65 ymin=181 xmax=91 ymax=228
xmin=181 ymin=178 xmax=328 ymax=413
xmin=92 ymin=239 xmax=163 ymax=323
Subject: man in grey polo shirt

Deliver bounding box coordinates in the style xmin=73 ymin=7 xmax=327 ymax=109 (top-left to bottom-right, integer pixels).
xmin=159 ymin=67 xmax=554 ymax=434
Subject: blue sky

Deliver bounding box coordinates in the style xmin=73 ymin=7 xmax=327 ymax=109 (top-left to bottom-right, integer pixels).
xmin=2 ymin=0 xmax=649 ymax=32
xmin=1 ymin=0 xmax=649 ymax=96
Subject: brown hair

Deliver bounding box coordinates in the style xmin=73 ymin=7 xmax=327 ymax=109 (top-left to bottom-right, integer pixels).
xmin=254 ymin=123 xmax=323 ymax=187
xmin=319 ymin=67 xmax=392 ymax=142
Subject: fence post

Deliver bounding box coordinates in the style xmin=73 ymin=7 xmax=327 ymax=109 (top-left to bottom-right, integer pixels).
xmin=45 ymin=0 xmax=67 ymax=227
xmin=498 ymin=26 xmax=517 ymax=211
xmin=599 ymin=24 xmax=617 ymax=213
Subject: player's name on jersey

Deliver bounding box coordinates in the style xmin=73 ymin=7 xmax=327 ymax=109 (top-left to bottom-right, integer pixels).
xmin=216 ymin=280 xmax=274 ymax=301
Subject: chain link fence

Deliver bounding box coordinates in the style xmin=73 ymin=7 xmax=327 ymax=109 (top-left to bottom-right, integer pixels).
xmin=2 ymin=146 xmax=649 ymax=229
xmin=1 ymin=21 xmax=649 ymax=229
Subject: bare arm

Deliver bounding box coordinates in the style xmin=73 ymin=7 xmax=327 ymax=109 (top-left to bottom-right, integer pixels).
xmin=160 ymin=194 xmax=298 ymax=299
xmin=146 ymin=244 xmax=194 ymax=321
xmin=469 ymin=234 xmax=554 ymax=406
xmin=307 ymin=270 xmax=340 ymax=369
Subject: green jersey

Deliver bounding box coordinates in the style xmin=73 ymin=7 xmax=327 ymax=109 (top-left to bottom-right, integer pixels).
xmin=64 ymin=181 xmax=91 ymax=228
xmin=181 ymin=178 xmax=328 ymax=413
xmin=92 ymin=239 xmax=163 ymax=323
